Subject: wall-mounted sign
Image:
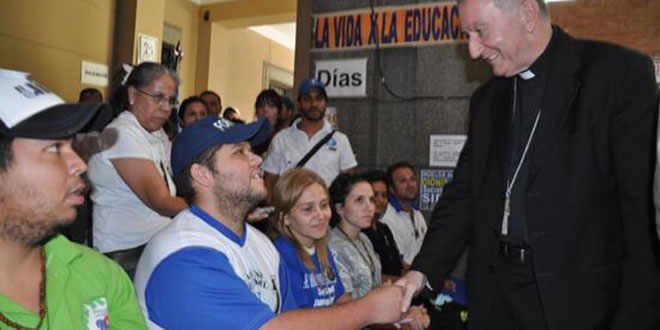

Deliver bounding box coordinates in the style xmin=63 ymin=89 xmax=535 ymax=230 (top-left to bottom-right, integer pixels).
xmin=312 ymin=2 xmax=465 ymax=52
xmin=430 ymin=134 xmax=467 ymax=167
xmin=420 ymin=169 xmax=454 ymax=211
xmin=138 ymin=34 xmax=158 ymax=64
xmin=81 ymin=61 xmax=109 ymax=87
xmin=315 ymin=58 xmax=367 ymax=97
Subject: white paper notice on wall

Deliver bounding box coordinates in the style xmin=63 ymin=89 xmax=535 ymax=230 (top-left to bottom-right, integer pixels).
xmin=81 ymin=61 xmax=109 ymax=87
xmin=314 ymin=58 xmax=367 ymax=97
xmin=430 ymin=134 xmax=467 ymax=167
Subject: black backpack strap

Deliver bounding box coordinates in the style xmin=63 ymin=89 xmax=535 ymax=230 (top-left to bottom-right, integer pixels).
xmin=296 ymin=130 xmax=336 ymax=168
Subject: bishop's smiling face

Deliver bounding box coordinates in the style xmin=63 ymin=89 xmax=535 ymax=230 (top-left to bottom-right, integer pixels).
xmin=460 ymin=0 xmax=532 ymax=77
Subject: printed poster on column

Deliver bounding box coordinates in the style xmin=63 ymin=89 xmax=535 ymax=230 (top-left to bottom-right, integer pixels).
xmin=430 ymin=134 xmax=467 ymax=167
xmin=420 ymin=169 xmax=454 ymax=211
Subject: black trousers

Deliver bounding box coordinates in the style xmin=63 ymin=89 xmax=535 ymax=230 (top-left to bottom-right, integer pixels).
xmin=486 ymin=250 xmax=549 ymax=330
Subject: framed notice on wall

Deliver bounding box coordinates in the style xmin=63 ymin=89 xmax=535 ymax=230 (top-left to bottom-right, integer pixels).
xmin=138 ymin=34 xmax=158 ymax=64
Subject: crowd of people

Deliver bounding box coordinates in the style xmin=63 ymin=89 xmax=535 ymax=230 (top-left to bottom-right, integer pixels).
xmin=0 ymin=0 xmax=659 ymax=329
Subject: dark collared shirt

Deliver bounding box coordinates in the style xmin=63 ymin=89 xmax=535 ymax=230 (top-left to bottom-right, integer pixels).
xmin=505 ymin=29 xmax=557 ymax=245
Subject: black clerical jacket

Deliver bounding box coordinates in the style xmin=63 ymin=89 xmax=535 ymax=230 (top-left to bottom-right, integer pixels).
xmin=412 ymin=27 xmax=660 ymax=330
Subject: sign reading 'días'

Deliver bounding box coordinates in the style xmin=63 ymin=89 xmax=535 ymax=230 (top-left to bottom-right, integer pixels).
xmin=314 ymin=58 xmax=367 ymax=97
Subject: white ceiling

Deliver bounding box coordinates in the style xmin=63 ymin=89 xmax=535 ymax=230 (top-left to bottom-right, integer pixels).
xmin=248 ymin=22 xmax=296 ymax=50
xmin=186 ymin=0 xmax=296 ymax=50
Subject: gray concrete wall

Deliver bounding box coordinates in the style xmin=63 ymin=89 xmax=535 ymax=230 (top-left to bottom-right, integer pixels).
xmin=311 ymin=0 xmax=490 ymax=219
xmin=311 ymin=1 xmax=489 ymax=169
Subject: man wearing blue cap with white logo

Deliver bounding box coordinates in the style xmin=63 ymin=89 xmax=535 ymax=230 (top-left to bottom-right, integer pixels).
xmin=263 ymin=79 xmax=357 ymax=192
xmin=0 ymin=68 xmax=147 ymax=329
xmin=134 ymin=116 xmax=409 ymax=329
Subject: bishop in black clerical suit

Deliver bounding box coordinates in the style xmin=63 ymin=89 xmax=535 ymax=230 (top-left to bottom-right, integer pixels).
xmin=399 ymin=0 xmax=660 ymax=329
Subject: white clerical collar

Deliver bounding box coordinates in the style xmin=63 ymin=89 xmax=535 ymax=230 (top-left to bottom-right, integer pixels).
xmin=518 ymin=69 xmax=535 ymax=80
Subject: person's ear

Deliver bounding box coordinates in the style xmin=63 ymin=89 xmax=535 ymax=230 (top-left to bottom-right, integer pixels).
xmin=282 ymin=212 xmax=291 ymax=227
xmin=127 ymin=86 xmax=136 ymax=106
xmin=520 ymin=0 xmax=539 ymax=33
xmin=190 ymin=163 xmax=214 ymax=189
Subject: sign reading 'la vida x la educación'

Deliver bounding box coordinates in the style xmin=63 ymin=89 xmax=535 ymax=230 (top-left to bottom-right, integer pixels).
xmin=312 ymin=2 xmax=467 ymax=52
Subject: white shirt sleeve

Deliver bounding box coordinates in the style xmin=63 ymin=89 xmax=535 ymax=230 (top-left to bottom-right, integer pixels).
xmin=337 ymin=133 xmax=358 ymax=171
xmin=402 ymin=241 xmax=416 ymax=265
xmin=262 ymin=134 xmax=285 ymax=175
xmin=102 ymin=124 xmax=153 ymax=161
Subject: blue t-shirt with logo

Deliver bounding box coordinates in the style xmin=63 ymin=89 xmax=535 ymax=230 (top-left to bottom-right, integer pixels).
xmin=274 ymin=236 xmax=345 ymax=308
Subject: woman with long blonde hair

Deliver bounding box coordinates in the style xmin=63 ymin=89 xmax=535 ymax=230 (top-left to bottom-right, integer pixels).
xmin=272 ymin=168 xmax=350 ymax=308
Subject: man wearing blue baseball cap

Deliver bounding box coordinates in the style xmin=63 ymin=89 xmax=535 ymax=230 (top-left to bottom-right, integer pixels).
xmin=263 ymin=79 xmax=357 ymax=193
xmin=0 ymin=68 xmax=146 ymax=329
xmin=134 ymin=116 xmax=409 ymax=329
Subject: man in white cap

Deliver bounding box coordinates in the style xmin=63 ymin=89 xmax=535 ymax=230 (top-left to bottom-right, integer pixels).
xmin=0 ymin=69 xmax=146 ymax=329
xmin=134 ymin=116 xmax=408 ymax=329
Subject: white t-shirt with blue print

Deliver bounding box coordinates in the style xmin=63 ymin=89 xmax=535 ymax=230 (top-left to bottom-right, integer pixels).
xmin=133 ymin=206 xmax=297 ymax=330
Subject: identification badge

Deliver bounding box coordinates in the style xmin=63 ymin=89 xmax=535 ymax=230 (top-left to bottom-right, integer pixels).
xmin=83 ymin=297 xmax=109 ymax=330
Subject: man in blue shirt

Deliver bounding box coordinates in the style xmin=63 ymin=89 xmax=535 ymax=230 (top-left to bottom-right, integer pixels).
xmin=134 ymin=117 xmax=409 ymax=330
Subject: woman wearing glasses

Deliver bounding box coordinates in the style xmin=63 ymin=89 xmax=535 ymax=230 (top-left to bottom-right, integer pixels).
xmin=88 ymin=62 xmax=188 ymax=278
xmin=271 ymin=169 xmax=350 ymax=308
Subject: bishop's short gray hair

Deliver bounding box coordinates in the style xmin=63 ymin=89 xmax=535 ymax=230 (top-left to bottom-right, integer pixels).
xmin=457 ymin=0 xmax=549 ymax=18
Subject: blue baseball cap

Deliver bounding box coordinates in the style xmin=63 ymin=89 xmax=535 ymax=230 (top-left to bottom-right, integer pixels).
xmin=171 ymin=116 xmax=272 ymax=175
xmin=298 ymin=78 xmax=327 ymax=100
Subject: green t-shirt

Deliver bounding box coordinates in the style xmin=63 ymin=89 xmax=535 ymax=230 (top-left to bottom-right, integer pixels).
xmin=0 ymin=235 xmax=147 ymax=329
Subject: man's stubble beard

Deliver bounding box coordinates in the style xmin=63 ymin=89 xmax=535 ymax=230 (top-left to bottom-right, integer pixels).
xmin=302 ymin=106 xmax=326 ymax=122
xmin=212 ymin=175 xmax=266 ymax=217
xmin=0 ymin=215 xmax=72 ymax=247
xmin=0 ymin=187 xmax=76 ymax=247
